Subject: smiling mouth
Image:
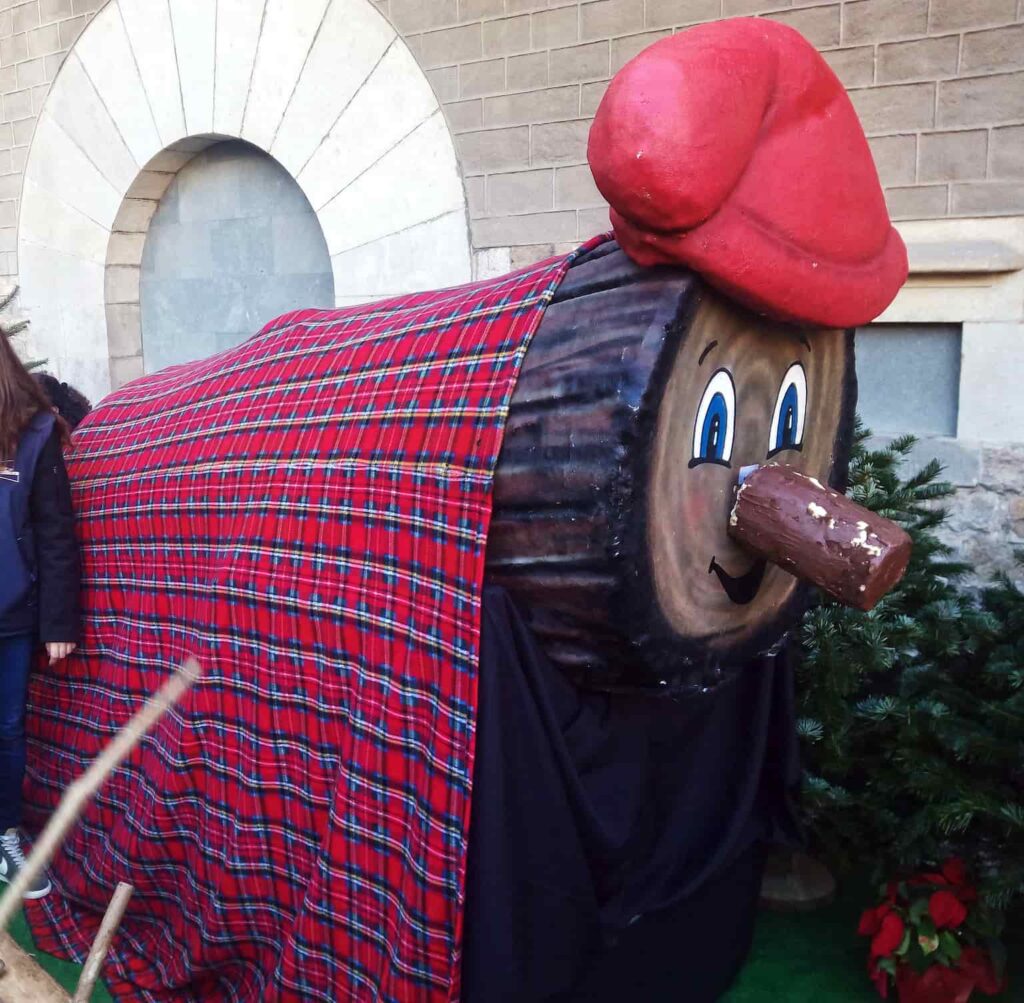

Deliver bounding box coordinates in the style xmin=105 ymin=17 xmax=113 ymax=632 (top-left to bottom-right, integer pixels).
xmin=708 ymin=556 xmax=768 ymax=605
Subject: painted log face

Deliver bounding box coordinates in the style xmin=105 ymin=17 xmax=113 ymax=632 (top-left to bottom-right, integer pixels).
xmin=486 ymin=239 xmax=856 ymax=693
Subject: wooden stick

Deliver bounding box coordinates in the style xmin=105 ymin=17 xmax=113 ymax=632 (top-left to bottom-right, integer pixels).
xmin=0 ymin=931 xmax=69 ymax=1002
xmin=0 ymin=658 xmax=201 ymax=934
xmin=70 ymin=882 xmax=134 ymax=1003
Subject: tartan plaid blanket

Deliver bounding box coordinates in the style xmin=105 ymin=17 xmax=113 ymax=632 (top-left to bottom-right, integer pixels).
xmin=24 ymin=241 xmax=596 ymax=1001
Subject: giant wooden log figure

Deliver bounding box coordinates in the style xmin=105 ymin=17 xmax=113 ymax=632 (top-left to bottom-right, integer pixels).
xmin=489 ymin=243 xmax=905 ymax=691
xmin=21 ymin=18 xmax=909 ymax=1003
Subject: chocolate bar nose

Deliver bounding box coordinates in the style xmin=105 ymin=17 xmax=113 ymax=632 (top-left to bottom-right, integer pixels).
xmin=727 ymin=464 xmax=912 ymax=611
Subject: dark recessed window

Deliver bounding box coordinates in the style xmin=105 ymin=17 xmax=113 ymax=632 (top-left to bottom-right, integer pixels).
xmin=854 ymin=324 xmax=962 ymax=438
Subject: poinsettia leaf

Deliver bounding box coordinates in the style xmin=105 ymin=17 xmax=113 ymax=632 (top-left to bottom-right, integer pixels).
xmin=939 ymin=932 xmax=962 ymax=960
xmin=917 ymin=917 xmax=937 ymax=940
xmin=907 ymin=940 xmax=931 ymax=974
xmin=878 ymin=957 xmax=897 ymax=976
xmin=896 ymin=929 xmax=912 ymax=956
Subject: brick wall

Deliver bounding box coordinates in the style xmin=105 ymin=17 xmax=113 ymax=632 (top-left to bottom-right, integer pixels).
xmin=2 ymin=0 xmax=1023 ymax=280
xmin=377 ymin=0 xmax=1024 ymax=266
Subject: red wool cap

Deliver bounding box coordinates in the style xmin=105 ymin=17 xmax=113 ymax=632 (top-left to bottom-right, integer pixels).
xmin=587 ymin=18 xmax=908 ymax=328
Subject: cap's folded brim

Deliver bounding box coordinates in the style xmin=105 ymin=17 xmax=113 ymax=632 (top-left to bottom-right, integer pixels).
xmin=611 ymin=203 xmax=908 ymax=328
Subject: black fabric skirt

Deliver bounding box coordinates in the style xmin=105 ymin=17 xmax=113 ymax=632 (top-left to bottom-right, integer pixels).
xmin=462 ymin=586 xmax=803 ymax=1002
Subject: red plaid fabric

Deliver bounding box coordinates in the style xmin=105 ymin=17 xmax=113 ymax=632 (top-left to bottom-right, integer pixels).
xmin=24 ymin=241 xmax=598 ymax=1001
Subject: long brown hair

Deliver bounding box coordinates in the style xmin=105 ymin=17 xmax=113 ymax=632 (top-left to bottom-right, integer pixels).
xmin=0 ymin=330 xmax=64 ymax=461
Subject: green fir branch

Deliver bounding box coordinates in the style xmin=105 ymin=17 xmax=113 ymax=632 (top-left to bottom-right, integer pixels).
xmin=795 ymin=419 xmax=1024 ymax=919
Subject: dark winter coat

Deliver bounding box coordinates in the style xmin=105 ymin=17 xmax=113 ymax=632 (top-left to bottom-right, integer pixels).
xmin=0 ymin=410 xmax=81 ymax=642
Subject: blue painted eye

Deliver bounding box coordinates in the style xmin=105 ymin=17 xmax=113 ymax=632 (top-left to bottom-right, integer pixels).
xmin=776 ymin=385 xmax=799 ymax=448
xmin=691 ymin=369 xmax=735 ymax=467
xmin=769 ymin=363 xmax=807 ymax=457
xmin=701 ymin=395 xmax=728 ymax=459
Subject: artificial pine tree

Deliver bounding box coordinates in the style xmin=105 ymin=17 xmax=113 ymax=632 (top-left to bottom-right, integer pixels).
xmin=0 ymin=285 xmax=29 ymax=338
xmin=1 ymin=285 xmax=45 ymax=370
xmin=796 ymin=424 xmax=1024 ymax=914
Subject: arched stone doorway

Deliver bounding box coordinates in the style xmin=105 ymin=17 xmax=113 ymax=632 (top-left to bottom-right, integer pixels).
xmin=17 ymin=0 xmax=472 ymax=403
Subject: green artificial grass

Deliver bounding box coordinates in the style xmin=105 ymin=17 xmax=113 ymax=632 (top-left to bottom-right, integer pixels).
xmin=8 ymin=909 xmax=112 ymax=1002
xmin=7 ymin=884 xmax=1022 ymax=1002
xmin=727 ymin=880 xmax=1024 ymax=1003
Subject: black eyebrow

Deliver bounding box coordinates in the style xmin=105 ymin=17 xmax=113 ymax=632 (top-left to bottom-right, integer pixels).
xmin=799 ymin=334 xmax=811 ymax=352
xmin=698 ymin=340 xmax=718 ymax=365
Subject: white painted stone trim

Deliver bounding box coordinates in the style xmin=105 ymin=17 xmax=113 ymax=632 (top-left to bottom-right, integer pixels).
xmin=213 ymin=0 xmax=267 ymax=137
xmin=170 ymin=0 xmax=218 ymax=137
xmin=882 ymin=217 xmax=1024 ymax=324
xmin=242 ymin=0 xmax=331 ymax=152
xmin=119 ymin=0 xmax=186 ymax=146
xmin=958 ymin=322 xmax=1024 ymax=444
xmin=270 ymin=0 xmax=394 ymax=178
xmin=17 ymin=0 xmax=472 ymax=405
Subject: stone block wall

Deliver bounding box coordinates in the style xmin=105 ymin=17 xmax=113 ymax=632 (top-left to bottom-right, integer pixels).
xmin=943 ymin=442 xmax=1024 ymax=588
xmin=2 ymin=0 xmax=1023 ymax=279
xmin=372 ymin=0 xmax=1024 ymax=266
xmin=872 ymin=434 xmax=1024 ymax=587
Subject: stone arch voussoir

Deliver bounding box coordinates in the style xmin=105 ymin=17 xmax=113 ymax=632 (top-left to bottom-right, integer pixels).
xmin=18 ymin=0 xmax=472 ymax=402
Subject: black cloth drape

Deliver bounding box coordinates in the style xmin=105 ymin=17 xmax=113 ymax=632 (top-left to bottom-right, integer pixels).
xmin=462 ymin=586 xmax=802 ymax=1002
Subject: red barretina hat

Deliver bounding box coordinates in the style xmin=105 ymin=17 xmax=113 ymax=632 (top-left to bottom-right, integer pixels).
xmin=588 ymin=17 xmax=908 ymax=327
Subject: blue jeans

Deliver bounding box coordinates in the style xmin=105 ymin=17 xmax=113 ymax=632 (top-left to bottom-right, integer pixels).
xmin=0 ymin=634 xmax=34 ymax=831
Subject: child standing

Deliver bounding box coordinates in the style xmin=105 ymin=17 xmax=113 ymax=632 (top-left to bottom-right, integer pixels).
xmin=0 ymin=334 xmax=80 ymax=898
xmin=33 ymin=372 xmax=92 ymax=431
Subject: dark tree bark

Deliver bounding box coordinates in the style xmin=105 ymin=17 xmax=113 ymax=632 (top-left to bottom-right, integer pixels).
xmin=486 ymin=241 xmax=699 ymax=689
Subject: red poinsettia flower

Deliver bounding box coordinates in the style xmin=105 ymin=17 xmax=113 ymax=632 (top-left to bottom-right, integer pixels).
xmin=958 ymin=946 xmax=1007 ymax=996
xmin=859 ymin=908 xmax=880 ymax=937
xmin=867 ymin=956 xmax=890 ymax=999
xmin=929 ymin=889 xmax=968 ymax=930
xmin=909 ymin=873 xmax=949 ymax=887
xmin=938 ymin=857 xmax=980 ymax=903
xmin=871 ymin=912 xmax=906 ymax=958
xmin=896 ymin=963 xmax=975 ymax=1003
xmin=859 ymin=902 xmax=892 ymax=936
xmin=861 ymin=865 xmax=1008 ymax=1002
xmin=956 ymin=883 xmax=979 ymax=904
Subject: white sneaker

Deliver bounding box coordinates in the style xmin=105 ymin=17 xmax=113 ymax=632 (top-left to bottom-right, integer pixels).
xmin=0 ymin=827 xmax=51 ymax=899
